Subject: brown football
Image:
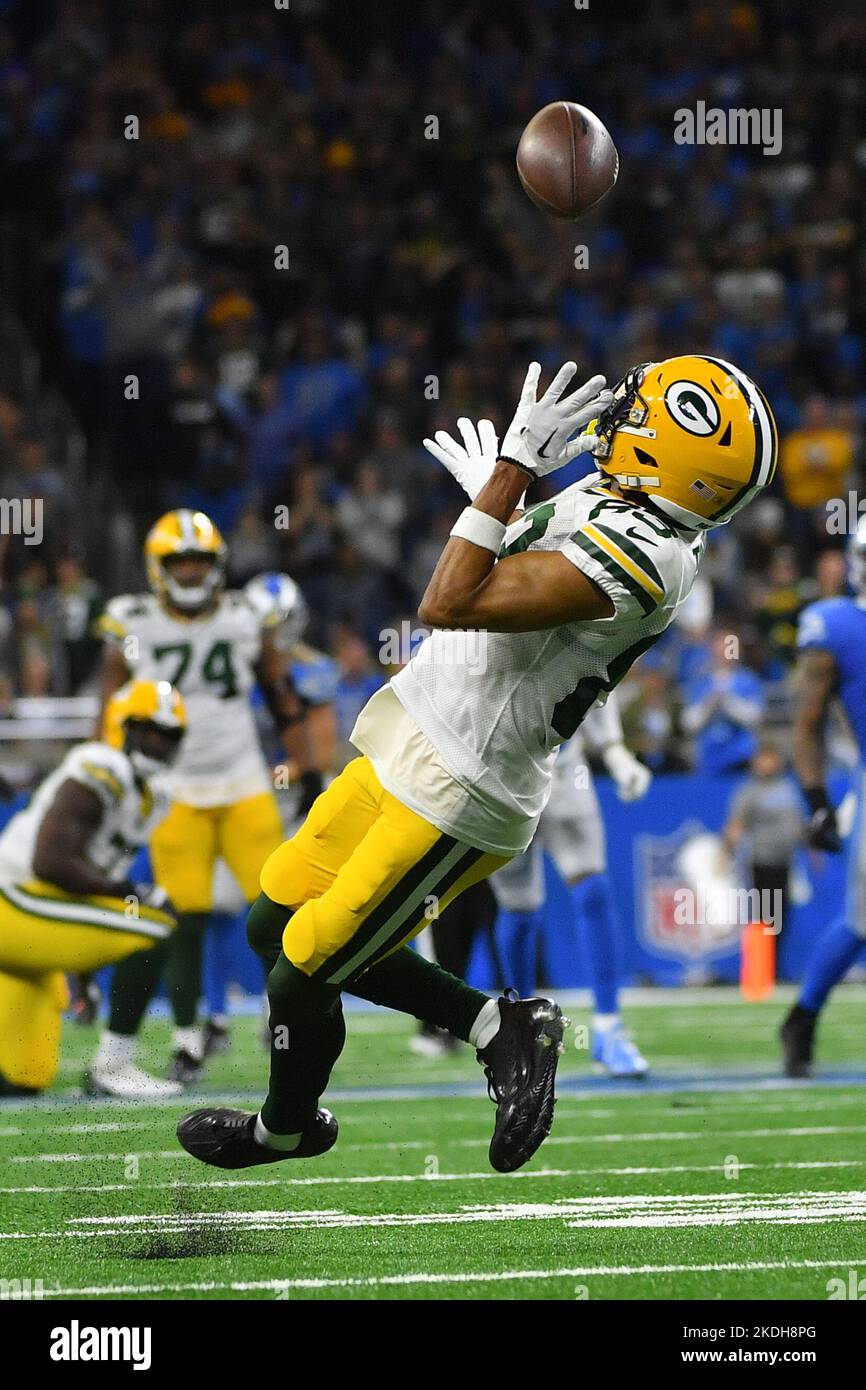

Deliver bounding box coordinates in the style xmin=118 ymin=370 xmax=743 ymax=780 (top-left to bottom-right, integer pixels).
xmin=516 ymin=101 xmax=619 ymax=220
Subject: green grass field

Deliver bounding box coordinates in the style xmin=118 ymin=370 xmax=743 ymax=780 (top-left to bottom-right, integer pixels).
xmin=2 ymin=986 xmax=866 ymax=1301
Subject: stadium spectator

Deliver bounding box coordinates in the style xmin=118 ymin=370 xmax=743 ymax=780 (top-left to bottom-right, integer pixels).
xmin=780 ymin=396 xmax=855 ymax=513
xmin=681 ymin=629 xmax=766 ymax=775
xmin=0 ymin=0 xmax=863 ymax=746
xmin=50 ymin=554 xmax=104 ymax=693
xmin=332 ymin=630 xmax=385 ymax=755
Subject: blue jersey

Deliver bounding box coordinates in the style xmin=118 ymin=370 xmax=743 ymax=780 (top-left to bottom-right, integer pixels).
xmin=797 ymin=597 xmax=866 ymax=761
xmin=290 ymin=653 xmax=340 ymax=707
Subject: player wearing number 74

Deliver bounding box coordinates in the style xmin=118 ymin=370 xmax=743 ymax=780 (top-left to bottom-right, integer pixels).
xmin=178 ymin=354 xmax=777 ymax=1176
xmin=92 ymin=510 xmax=322 ymax=1094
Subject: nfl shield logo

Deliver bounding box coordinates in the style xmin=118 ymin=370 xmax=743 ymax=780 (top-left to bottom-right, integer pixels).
xmin=635 ymin=821 xmax=741 ymax=961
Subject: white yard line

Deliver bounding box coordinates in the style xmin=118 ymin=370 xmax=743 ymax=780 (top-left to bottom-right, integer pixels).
xmin=2 ymin=1157 xmax=864 ymax=1197
xmin=4 ymin=1190 xmax=866 ymax=1240
xmin=3 ymin=1074 xmax=866 ymax=1113
xmin=9 ymin=1122 xmax=866 ymax=1165
xmin=36 ymin=1254 xmax=866 ymax=1298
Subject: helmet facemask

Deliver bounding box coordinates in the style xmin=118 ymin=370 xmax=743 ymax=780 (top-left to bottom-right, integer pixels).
xmin=123 ymin=718 xmax=185 ymax=781
xmin=592 ymin=362 xmax=656 ymax=463
xmin=159 ymin=553 xmax=223 ymax=613
xmin=592 ymin=361 xmax=667 ymax=492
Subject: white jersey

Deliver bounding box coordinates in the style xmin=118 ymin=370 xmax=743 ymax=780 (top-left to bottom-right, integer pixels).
xmin=0 ymin=742 xmax=169 ymax=886
xmin=354 ymin=478 xmax=702 ymax=854
xmin=100 ymin=591 xmax=270 ymax=806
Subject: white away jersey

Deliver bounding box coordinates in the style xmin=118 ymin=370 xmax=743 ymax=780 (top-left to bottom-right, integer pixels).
xmin=357 ymin=478 xmax=702 ymax=853
xmin=0 ymin=742 xmax=169 ymax=886
xmin=99 ymin=591 xmax=270 ymax=806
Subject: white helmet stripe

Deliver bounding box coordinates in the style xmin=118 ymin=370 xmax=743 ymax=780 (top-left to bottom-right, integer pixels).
xmin=154 ymin=680 xmax=174 ymax=724
xmin=696 ymin=357 xmax=777 ymax=521
xmin=701 ymin=355 xmax=776 ymax=483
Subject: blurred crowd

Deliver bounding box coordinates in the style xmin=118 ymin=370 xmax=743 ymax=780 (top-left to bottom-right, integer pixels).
xmin=0 ymin=0 xmax=865 ymax=771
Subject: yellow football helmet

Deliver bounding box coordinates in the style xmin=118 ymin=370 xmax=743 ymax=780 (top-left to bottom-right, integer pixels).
xmin=592 ymin=355 xmax=777 ymax=530
xmin=144 ymin=509 xmax=227 ymax=612
xmin=104 ymin=679 xmax=187 ymax=779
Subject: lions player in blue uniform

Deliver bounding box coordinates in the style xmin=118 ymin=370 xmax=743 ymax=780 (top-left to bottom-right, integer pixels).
xmin=782 ymin=519 xmax=866 ymax=1075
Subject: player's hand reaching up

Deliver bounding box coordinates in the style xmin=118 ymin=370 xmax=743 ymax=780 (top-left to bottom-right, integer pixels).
xmin=423 ymin=418 xmax=501 ymax=502
xmin=499 ymin=361 xmax=613 ymax=479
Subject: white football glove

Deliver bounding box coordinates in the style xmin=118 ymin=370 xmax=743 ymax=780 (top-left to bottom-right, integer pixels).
xmin=602 ymin=743 xmax=652 ymax=803
xmin=423 ymin=417 xmax=504 ymax=502
xmin=500 ymin=361 xmax=612 ymax=479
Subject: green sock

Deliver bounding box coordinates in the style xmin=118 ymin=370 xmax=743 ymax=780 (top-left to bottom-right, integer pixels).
xmin=109 ymin=940 xmax=169 ymax=1035
xmin=351 ymin=946 xmax=488 ymax=1042
xmin=259 ymin=951 xmax=345 ymax=1136
xmin=165 ymin=912 xmax=210 ymax=1029
xmin=246 ymin=892 xmax=292 ymax=974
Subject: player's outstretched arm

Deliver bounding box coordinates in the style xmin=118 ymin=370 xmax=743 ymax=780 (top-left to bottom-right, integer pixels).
xmin=420 ymin=363 xmax=612 ymax=632
xmin=419 ymin=457 xmax=613 ymax=632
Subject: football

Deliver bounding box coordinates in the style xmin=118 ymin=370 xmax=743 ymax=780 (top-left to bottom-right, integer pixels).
xmin=516 ymin=100 xmax=619 ymax=220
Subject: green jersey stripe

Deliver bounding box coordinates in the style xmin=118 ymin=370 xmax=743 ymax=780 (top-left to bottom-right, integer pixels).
xmin=590 ymin=522 xmax=665 ymax=592
xmin=569 ymin=533 xmax=657 ymax=616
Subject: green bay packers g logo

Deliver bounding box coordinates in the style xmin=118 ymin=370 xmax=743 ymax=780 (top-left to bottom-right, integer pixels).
xmin=664 ymin=380 xmax=720 ymax=437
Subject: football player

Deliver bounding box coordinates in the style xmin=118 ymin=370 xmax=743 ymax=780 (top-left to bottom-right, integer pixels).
xmin=200 ymin=572 xmax=340 ymax=1054
xmin=94 ymin=511 xmax=323 ymax=1087
xmin=244 ymin=571 xmax=340 ymax=800
xmin=177 ymin=355 xmax=777 ymax=1174
xmin=490 ymin=691 xmax=652 ymax=1077
xmin=0 ymin=680 xmax=185 ymax=1097
xmin=781 ymin=515 xmax=866 ymax=1075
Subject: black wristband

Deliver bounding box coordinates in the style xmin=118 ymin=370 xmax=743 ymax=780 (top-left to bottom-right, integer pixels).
xmin=804 ymin=786 xmax=831 ymax=815
xmin=496 ymin=454 xmax=536 ymax=480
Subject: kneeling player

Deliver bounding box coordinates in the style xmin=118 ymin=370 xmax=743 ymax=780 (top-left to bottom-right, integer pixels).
xmin=0 ymin=680 xmax=185 ymax=1096
xmin=177 ymin=354 xmax=776 ymax=1172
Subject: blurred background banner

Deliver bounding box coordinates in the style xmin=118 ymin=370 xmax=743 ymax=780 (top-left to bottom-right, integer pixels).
xmin=467 ymin=770 xmax=854 ymax=991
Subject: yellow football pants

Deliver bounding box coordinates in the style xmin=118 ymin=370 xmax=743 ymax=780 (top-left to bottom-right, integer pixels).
xmin=260 ymin=756 xmax=508 ymax=984
xmin=0 ymin=879 xmax=174 ymax=1090
xmin=150 ymin=790 xmax=284 ymax=913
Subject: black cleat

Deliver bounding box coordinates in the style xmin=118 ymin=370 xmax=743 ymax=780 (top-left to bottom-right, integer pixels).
xmin=177 ymin=1107 xmax=338 ymax=1169
xmin=203 ymin=1019 xmax=231 ymax=1059
xmin=477 ymin=990 xmax=568 ymax=1173
xmin=168 ymin=1048 xmax=204 ymax=1087
xmin=780 ymin=1003 xmax=818 ymax=1078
